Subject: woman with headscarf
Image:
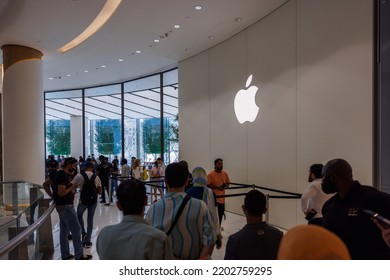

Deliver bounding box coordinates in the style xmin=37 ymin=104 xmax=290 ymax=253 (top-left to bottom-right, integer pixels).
xmin=186 ymin=166 xmax=222 ymax=249
xmin=277 ymin=224 xmax=351 ymax=260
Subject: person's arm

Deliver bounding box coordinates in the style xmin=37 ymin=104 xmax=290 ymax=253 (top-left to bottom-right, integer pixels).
xmin=224 ymin=172 xmax=230 ymax=188
xmin=57 ymin=183 xmax=78 ymax=197
xmin=95 ymin=176 xmax=103 ymax=195
xmin=42 ymin=178 xmax=53 ymax=198
xmin=198 ymin=244 xmax=214 ymax=260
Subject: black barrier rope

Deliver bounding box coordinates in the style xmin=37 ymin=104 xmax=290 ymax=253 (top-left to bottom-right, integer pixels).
xmin=229 ymin=182 xmax=301 ymax=198
xmin=108 ymin=176 xmax=302 ymax=199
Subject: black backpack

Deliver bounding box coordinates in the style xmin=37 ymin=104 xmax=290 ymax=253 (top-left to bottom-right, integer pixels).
xmin=80 ymin=172 xmax=97 ymax=205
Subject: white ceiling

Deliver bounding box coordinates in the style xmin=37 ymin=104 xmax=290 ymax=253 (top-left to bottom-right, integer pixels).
xmin=0 ymin=0 xmax=287 ymax=92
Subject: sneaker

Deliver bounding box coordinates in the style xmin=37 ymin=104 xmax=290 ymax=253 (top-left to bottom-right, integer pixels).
xmin=83 ymin=241 xmax=92 ymax=248
xmin=76 ymin=254 xmax=93 ymax=260
xmin=61 ymin=254 xmax=74 ymax=260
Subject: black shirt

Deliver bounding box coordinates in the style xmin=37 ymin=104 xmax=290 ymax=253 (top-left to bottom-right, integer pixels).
xmin=224 ymin=222 xmax=283 ymax=260
xmin=322 ymin=181 xmax=390 ymax=259
xmin=52 ymin=170 xmax=73 ymax=205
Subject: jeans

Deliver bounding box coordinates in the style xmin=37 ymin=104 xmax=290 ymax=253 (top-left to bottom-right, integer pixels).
xmin=110 ymin=177 xmax=118 ymax=202
xmin=56 ymin=204 xmax=83 ymax=259
xmin=77 ymin=202 xmax=97 ymax=242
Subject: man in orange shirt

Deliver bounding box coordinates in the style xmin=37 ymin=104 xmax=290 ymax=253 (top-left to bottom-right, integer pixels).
xmin=207 ymin=158 xmax=230 ymax=227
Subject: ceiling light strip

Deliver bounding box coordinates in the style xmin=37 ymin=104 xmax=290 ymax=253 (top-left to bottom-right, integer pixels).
xmin=58 ymin=0 xmax=122 ymax=53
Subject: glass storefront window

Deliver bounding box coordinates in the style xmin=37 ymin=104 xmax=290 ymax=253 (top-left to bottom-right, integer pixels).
xmin=45 ymin=90 xmax=82 ymax=158
xmin=44 ymin=68 xmax=178 ymax=166
xmin=85 ymin=84 xmax=122 ymax=162
xmin=163 ymin=69 xmax=179 ymax=164
xmin=124 ymin=76 xmax=161 ymax=166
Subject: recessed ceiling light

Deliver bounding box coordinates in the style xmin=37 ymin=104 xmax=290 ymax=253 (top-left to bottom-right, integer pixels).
xmin=174 ymin=24 xmax=180 ymax=29
xmin=208 ymin=36 xmax=213 ymax=39
xmin=154 ymin=39 xmax=160 ymax=43
xmin=67 ymin=74 xmax=71 ymax=77
xmin=118 ymin=58 xmax=124 ymax=62
xmin=101 ymin=65 xmax=106 ymax=68
xmin=84 ymin=70 xmax=89 ymax=73
xmin=195 ymin=5 xmax=202 ymax=10
xmin=136 ymin=50 xmax=141 ymax=54
xmin=49 ymin=77 xmax=54 ymax=80
xmin=235 ymin=17 xmax=242 ymax=22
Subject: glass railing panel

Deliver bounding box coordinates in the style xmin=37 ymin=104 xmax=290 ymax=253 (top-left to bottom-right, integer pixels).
xmin=0 ymin=181 xmax=52 ymax=260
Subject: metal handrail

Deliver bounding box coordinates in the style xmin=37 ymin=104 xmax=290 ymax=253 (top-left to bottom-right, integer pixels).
xmin=0 ymin=201 xmax=55 ymax=257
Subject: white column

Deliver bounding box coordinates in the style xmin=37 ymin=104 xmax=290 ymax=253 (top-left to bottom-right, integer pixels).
xmin=2 ymin=45 xmax=44 ymax=184
xmin=70 ymin=115 xmax=83 ymax=158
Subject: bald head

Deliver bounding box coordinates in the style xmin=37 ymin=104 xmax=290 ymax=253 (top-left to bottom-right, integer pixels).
xmin=323 ymin=159 xmax=353 ymax=180
xmin=322 ymin=159 xmax=354 ymax=197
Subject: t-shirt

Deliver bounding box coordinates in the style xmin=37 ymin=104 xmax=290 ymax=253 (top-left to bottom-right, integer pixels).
xmin=207 ymin=170 xmax=230 ymax=204
xmin=52 ymin=170 xmax=73 ymax=205
xmin=224 ymin=222 xmax=283 ymax=260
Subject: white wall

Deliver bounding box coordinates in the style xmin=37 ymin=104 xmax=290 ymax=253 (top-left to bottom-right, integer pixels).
xmin=179 ymin=0 xmax=373 ymax=229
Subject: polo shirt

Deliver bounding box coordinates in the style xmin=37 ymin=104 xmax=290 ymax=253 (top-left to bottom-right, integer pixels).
xmin=323 ymin=181 xmax=390 ymax=259
xmin=96 ymin=215 xmax=173 ymax=260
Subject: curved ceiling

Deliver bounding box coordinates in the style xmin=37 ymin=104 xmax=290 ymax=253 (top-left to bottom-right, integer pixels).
xmin=0 ymin=0 xmax=287 ymax=92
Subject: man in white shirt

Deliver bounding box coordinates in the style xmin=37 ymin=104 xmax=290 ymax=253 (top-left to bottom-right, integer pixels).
xmin=301 ymin=163 xmax=333 ymax=226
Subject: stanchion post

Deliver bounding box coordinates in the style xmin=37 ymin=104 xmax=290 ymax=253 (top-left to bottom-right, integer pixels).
xmin=265 ymin=194 xmax=270 ymax=223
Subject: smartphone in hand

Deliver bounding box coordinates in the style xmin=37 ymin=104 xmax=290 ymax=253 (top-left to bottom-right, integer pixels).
xmin=362 ymin=209 xmax=390 ymax=228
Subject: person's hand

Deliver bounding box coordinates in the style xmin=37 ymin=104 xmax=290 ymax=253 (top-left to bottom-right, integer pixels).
xmin=373 ymin=219 xmax=390 ymax=248
xmin=198 ymin=254 xmax=211 ymax=260
xmin=215 ymin=234 xmax=223 ymax=249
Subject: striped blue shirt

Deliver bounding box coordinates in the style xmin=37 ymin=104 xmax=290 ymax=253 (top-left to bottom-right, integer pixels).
xmin=146 ymin=192 xmax=216 ymax=259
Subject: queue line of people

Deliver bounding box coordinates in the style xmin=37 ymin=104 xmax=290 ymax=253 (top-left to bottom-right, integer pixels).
xmin=44 ymin=156 xmax=390 ymax=260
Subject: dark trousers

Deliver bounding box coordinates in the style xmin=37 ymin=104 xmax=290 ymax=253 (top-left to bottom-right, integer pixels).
xmin=308 ymin=217 xmax=323 ymax=226
xmin=100 ymin=178 xmax=109 ymax=202
xmin=217 ymin=203 xmax=225 ymax=226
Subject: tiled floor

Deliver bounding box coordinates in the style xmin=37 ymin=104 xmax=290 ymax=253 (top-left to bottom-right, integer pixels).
xmin=50 ymin=194 xmax=247 ymax=260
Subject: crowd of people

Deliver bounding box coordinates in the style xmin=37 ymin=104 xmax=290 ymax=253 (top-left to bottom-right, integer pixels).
xmin=43 ymin=155 xmax=390 ymax=260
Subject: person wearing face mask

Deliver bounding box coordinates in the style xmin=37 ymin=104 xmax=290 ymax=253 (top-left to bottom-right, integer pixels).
xmin=51 ymin=157 xmax=92 ymax=260
xmin=321 ymin=158 xmax=390 ymax=259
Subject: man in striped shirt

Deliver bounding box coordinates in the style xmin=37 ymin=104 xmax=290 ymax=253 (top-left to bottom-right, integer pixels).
xmin=146 ymin=162 xmax=216 ymax=259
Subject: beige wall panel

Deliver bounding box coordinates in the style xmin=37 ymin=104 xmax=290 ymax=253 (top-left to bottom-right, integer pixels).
xmin=178 ymin=51 xmax=211 ymax=171
xmin=209 ymin=32 xmax=248 ymax=214
xmin=246 ymin=0 xmax=298 ymax=228
xmin=296 ymin=0 xmax=373 ymax=195
xmin=178 ymin=0 xmax=373 ymax=229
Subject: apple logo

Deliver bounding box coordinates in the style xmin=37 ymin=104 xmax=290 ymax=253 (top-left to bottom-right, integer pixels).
xmin=234 ymin=74 xmax=259 ymax=124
